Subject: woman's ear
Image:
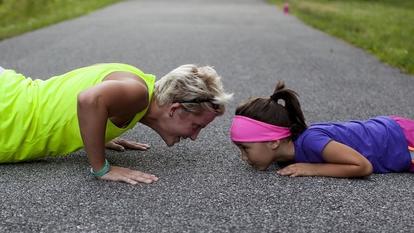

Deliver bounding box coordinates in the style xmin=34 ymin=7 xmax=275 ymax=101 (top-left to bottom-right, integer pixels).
xmin=169 ymin=103 xmax=181 ymax=117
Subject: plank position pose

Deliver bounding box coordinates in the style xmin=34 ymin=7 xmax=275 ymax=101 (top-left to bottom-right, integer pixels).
xmin=0 ymin=64 xmax=232 ymax=184
xmin=230 ymin=80 xmax=414 ymax=178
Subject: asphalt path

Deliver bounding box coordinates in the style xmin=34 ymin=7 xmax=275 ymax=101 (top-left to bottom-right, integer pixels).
xmin=1 ymin=0 xmax=413 ymax=232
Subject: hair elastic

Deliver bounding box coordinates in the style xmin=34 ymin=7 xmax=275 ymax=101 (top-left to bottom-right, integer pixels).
xmin=230 ymin=115 xmax=291 ymax=142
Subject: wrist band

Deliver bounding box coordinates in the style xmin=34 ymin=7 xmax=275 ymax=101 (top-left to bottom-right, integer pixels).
xmin=90 ymin=159 xmax=111 ymax=177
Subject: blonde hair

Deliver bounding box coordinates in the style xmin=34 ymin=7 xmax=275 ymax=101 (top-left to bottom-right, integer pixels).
xmin=154 ymin=64 xmax=233 ymax=115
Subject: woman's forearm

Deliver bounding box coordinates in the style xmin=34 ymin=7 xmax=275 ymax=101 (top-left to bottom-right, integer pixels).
xmin=77 ymin=92 xmax=109 ymax=171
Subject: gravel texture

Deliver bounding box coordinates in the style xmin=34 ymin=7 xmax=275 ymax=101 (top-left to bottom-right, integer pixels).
xmin=0 ymin=0 xmax=413 ymax=232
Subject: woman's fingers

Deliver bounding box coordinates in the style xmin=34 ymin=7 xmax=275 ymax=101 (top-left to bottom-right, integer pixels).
xmin=101 ymin=166 xmax=158 ymax=185
xmin=125 ymin=169 xmax=157 ymax=183
xmin=111 ymin=138 xmax=150 ymax=151
xmin=105 ymin=141 xmax=125 ymax=151
xmin=122 ymin=141 xmax=150 ymax=150
xmin=122 ymin=177 xmax=138 ymax=185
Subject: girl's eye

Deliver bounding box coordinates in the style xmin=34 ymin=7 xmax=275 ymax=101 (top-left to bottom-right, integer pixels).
xmin=236 ymin=144 xmax=247 ymax=151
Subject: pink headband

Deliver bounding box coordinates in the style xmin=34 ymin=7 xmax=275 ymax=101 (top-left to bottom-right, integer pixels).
xmin=230 ymin=115 xmax=291 ymax=142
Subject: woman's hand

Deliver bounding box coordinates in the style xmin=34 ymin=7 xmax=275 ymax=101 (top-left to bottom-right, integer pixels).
xmin=100 ymin=166 xmax=158 ymax=185
xmin=105 ymin=138 xmax=150 ymax=151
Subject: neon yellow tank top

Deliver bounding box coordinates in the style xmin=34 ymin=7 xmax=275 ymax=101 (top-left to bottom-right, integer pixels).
xmin=0 ymin=63 xmax=155 ymax=162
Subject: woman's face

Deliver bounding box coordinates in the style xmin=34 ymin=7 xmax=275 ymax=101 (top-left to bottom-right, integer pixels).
xmin=160 ymin=107 xmax=217 ymax=147
xmin=235 ymin=142 xmax=277 ymax=170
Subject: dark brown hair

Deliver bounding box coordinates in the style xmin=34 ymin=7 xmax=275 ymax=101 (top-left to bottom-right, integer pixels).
xmin=235 ymin=81 xmax=307 ymax=140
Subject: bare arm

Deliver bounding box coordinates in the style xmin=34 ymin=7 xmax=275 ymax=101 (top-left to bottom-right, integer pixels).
xmin=77 ymin=76 xmax=158 ymax=184
xmin=277 ymin=141 xmax=373 ymax=178
xmin=77 ymin=84 xmax=110 ymax=172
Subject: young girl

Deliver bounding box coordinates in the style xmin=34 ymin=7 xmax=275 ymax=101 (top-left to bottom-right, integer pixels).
xmin=230 ymin=81 xmax=414 ymax=178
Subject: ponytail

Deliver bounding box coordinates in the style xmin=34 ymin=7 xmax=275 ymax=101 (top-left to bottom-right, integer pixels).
xmin=235 ymin=80 xmax=307 ymax=141
xmin=270 ymin=81 xmax=307 ymax=140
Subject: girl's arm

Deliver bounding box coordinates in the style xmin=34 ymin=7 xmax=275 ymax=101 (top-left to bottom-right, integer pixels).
xmin=77 ymin=76 xmax=158 ymax=184
xmin=277 ymin=141 xmax=373 ymax=178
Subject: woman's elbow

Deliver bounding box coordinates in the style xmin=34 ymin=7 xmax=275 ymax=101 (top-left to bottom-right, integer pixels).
xmin=77 ymin=91 xmax=98 ymax=109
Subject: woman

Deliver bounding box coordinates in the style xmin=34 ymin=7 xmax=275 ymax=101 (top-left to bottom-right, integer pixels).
xmin=0 ymin=63 xmax=232 ymax=184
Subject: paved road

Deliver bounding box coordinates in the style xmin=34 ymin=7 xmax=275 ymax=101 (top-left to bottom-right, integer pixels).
xmin=1 ymin=0 xmax=413 ymax=232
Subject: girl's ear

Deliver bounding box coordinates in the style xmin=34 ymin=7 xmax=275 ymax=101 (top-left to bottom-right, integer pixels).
xmin=268 ymin=140 xmax=281 ymax=150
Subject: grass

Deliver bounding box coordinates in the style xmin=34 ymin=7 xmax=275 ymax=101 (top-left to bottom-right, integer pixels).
xmin=269 ymin=0 xmax=414 ymax=74
xmin=0 ymin=0 xmax=121 ymax=41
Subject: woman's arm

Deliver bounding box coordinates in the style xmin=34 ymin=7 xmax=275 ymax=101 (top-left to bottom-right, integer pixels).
xmin=277 ymin=141 xmax=373 ymax=178
xmin=77 ymin=77 xmax=158 ymax=184
xmin=77 ymin=83 xmax=109 ymax=173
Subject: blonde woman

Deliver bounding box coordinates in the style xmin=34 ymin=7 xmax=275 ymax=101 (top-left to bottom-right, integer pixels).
xmin=0 ymin=63 xmax=232 ymax=185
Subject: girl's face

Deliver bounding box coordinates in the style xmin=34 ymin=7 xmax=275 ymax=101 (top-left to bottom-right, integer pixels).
xmin=235 ymin=142 xmax=277 ymax=170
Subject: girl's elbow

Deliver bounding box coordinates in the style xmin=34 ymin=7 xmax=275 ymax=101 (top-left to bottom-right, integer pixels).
xmin=360 ymin=162 xmax=373 ymax=177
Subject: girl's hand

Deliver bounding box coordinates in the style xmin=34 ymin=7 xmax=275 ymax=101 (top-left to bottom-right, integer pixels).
xmin=277 ymin=163 xmax=318 ymax=177
xmin=105 ymin=138 xmax=150 ymax=151
xmin=277 ymin=141 xmax=374 ymax=178
xmin=279 ymin=141 xmax=372 ymax=178
xmin=100 ymin=166 xmax=158 ymax=185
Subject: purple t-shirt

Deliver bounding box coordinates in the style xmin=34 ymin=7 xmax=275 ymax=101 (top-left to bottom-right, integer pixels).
xmin=294 ymin=116 xmax=411 ymax=173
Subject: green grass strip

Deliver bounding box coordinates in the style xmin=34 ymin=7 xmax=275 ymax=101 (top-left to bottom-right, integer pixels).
xmin=0 ymin=0 xmax=121 ymax=40
xmin=269 ymin=0 xmax=414 ymax=74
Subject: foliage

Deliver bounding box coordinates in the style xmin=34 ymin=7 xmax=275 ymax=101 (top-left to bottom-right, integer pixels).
xmin=269 ymin=0 xmax=414 ymax=74
xmin=0 ymin=0 xmax=121 ymax=40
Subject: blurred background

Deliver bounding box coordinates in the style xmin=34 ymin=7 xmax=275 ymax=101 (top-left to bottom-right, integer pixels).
xmin=270 ymin=0 xmax=414 ymax=74
xmin=0 ymin=0 xmax=120 ymax=40
xmin=1 ymin=0 xmax=412 ymax=74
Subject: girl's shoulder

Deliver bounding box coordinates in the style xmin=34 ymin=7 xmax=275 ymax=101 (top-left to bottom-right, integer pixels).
xmin=295 ymin=127 xmax=332 ymax=152
xmin=294 ymin=128 xmax=330 ymax=163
